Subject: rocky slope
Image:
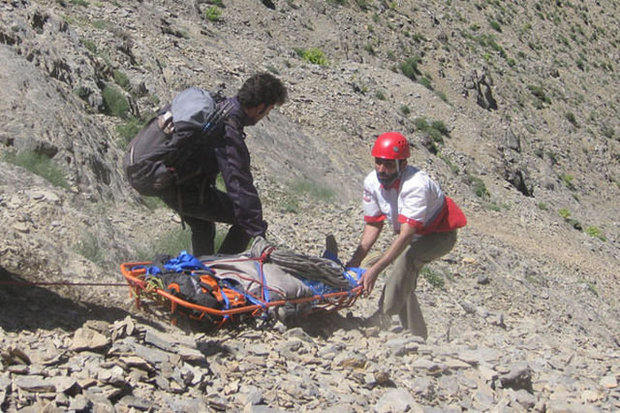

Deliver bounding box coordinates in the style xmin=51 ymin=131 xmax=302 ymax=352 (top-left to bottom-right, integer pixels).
xmin=0 ymin=0 xmax=618 ymax=411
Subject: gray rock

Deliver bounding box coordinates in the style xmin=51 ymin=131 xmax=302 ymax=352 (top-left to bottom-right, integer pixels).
xmin=374 ymin=388 xmax=419 ymax=412
xmin=70 ymin=327 xmax=110 ymax=352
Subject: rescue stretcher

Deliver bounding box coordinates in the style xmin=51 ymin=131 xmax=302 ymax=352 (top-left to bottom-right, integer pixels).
xmin=120 ymin=251 xmax=364 ymax=327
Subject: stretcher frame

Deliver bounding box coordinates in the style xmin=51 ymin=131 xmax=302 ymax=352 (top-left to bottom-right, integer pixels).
xmin=120 ymin=261 xmax=363 ymax=326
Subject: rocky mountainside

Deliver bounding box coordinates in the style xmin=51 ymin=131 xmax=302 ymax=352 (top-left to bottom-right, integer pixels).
xmin=0 ymin=0 xmax=618 ymax=411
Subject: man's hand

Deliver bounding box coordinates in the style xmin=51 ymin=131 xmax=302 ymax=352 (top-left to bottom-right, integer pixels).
xmin=357 ymin=222 xmax=418 ymax=296
xmin=359 ymin=266 xmax=380 ymax=295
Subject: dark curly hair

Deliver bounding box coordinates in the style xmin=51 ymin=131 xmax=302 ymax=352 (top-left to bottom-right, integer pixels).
xmin=237 ymin=73 xmax=288 ymax=109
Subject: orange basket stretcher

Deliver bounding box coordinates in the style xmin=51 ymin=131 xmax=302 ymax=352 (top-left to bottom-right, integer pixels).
xmin=120 ymin=256 xmax=364 ymax=327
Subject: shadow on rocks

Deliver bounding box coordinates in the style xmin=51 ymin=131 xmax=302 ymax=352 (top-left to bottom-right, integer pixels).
xmin=279 ymin=310 xmax=366 ymax=338
xmin=0 ymin=265 xmax=136 ymax=332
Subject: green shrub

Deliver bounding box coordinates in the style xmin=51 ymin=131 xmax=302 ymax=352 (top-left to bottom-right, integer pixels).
xmin=81 ymin=38 xmax=97 ymax=54
xmin=363 ymin=43 xmax=376 ymax=55
xmin=374 ymin=90 xmax=386 ymax=100
xmin=116 ymin=117 xmax=143 ymax=146
xmin=354 ymin=0 xmax=370 ymax=11
xmin=585 ymin=226 xmax=606 ymax=241
xmin=204 ymin=6 xmax=222 ymax=21
xmin=289 ymin=178 xmax=334 ymax=202
xmin=537 ymin=202 xmax=548 ymax=211
xmin=74 ymin=232 xmax=105 ymax=265
xmin=558 ymin=208 xmax=571 ymax=219
xmin=113 ymin=69 xmax=130 ymax=91
xmin=102 ymin=85 xmax=130 ymax=118
xmin=294 ymin=47 xmax=328 ymax=66
xmin=439 ymin=154 xmax=459 ymax=174
xmin=422 ymin=267 xmax=445 ymax=289
xmin=581 ymin=280 xmax=599 ymax=296
xmin=136 ymin=227 xmax=193 ymax=260
xmin=565 ymin=112 xmax=577 ymax=126
xmin=400 ymin=105 xmax=410 ymax=115
xmin=560 ymin=173 xmax=575 ymax=190
xmin=431 ymin=120 xmax=449 ymax=136
xmin=489 ymin=20 xmax=502 ymax=32
xmin=4 ymin=150 xmax=69 ymax=189
xmin=414 ymin=117 xmax=429 ymax=131
xmin=399 ymin=56 xmax=422 ymax=81
xmin=435 ymin=90 xmax=449 ymax=103
xmin=601 ymin=125 xmax=615 ymax=140
xmin=469 ymin=175 xmax=490 ymax=199
xmin=419 ymin=75 xmax=433 ymax=90
xmin=141 ymin=196 xmax=166 ymax=210
xmin=265 ymin=64 xmax=279 ymax=75
xmin=527 ymin=85 xmax=551 ymax=106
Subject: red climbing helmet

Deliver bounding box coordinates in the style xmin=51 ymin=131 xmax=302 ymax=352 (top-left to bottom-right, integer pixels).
xmin=371 ymin=132 xmax=410 ymax=159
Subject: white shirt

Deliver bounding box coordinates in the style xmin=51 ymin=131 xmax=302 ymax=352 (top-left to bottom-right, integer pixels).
xmin=362 ymin=165 xmax=446 ymax=235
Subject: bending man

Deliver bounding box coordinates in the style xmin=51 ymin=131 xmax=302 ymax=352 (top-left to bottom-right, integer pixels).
xmin=347 ymin=132 xmax=466 ymax=339
xmin=124 ymin=73 xmax=288 ymax=256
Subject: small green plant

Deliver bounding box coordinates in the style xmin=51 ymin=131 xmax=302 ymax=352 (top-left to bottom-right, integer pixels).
xmin=289 ymin=178 xmax=334 ymax=202
xmin=468 ymin=174 xmax=490 ymax=199
xmin=560 ymin=173 xmax=575 ymax=190
xmin=558 ymin=208 xmax=571 ymax=219
xmin=411 ymin=33 xmax=427 ymax=43
xmin=537 ymin=202 xmax=548 ymax=211
xmin=116 ymin=117 xmax=143 ymax=146
xmin=280 ymin=198 xmax=299 ymax=214
xmin=400 ymin=105 xmax=410 ymax=115
xmin=439 ymin=153 xmax=459 ymax=174
xmin=136 ymin=227 xmax=193 ymax=260
xmin=81 ymin=38 xmax=97 ymax=54
xmin=399 ymin=56 xmax=422 ymax=81
xmin=102 ymin=85 xmax=130 ymax=118
xmin=363 ymin=43 xmax=376 ymax=55
xmin=141 ymin=196 xmax=166 ymax=211
xmin=355 ymin=0 xmax=370 ymax=11
xmin=435 ymin=90 xmax=449 ymax=103
xmin=294 ymin=47 xmax=328 ymax=66
xmin=415 ymin=117 xmax=450 ymax=144
xmin=204 ymin=6 xmax=222 ymax=21
xmin=565 ymin=112 xmax=578 ymax=126
xmin=374 ymin=90 xmax=386 ymax=100
xmin=418 ymin=75 xmax=433 ymax=90
xmin=585 ymin=226 xmax=606 ymax=241
xmin=265 ymin=64 xmax=279 ymax=75
xmin=558 ymin=208 xmax=582 ymax=230
xmin=601 ymin=125 xmax=615 ymax=140
xmin=431 ymin=120 xmax=449 ymax=136
xmin=422 ymin=267 xmax=445 ymax=289
xmin=4 ymin=150 xmax=69 ymax=189
xmin=74 ymin=232 xmax=105 ymax=265
xmin=414 ymin=117 xmax=429 ymax=131
xmin=527 ymin=85 xmax=551 ymax=107
xmin=113 ymin=69 xmax=131 ymax=91
xmin=70 ymin=0 xmax=89 ymax=6
xmin=489 ymin=20 xmax=502 ymax=32
xmin=579 ymin=279 xmax=599 ymax=296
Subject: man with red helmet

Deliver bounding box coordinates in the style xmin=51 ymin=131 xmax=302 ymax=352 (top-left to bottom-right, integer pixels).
xmin=347 ymin=132 xmax=466 ymax=339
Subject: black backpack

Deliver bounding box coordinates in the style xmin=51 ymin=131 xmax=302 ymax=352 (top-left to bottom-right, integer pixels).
xmin=123 ymin=87 xmax=232 ymax=196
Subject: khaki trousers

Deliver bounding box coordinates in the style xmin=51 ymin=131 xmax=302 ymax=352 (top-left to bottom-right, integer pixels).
xmin=380 ymin=230 xmax=457 ymax=339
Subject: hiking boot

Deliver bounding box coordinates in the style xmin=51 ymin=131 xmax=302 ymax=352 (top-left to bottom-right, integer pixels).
xmin=364 ymin=310 xmax=392 ymax=329
xmin=322 ymin=234 xmax=340 ymax=263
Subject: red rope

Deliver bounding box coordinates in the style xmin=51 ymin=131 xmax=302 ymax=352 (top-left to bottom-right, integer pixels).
xmin=0 ymin=281 xmax=127 ymax=287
